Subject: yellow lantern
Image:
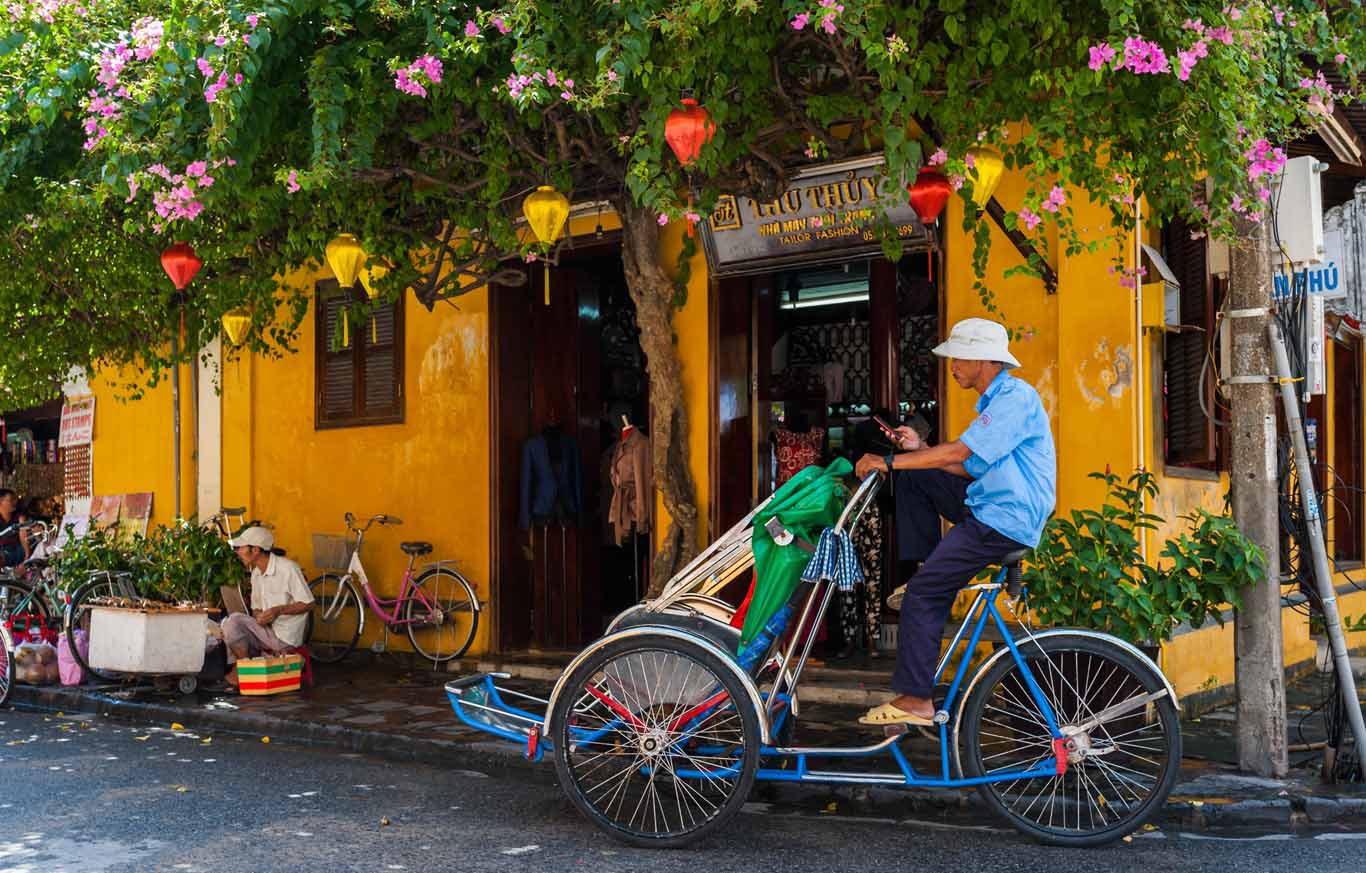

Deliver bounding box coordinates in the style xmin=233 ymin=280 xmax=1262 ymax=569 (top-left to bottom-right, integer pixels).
xmin=359 ymin=261 xmax=389 ymax=300
xmin=221 ymin=308 xmax=251 ymax=346
xmin=522 ymin=185 xmax=570 ymax=305
xmin=325 ymin=233 xmax=367 ymax=288
xmin=966 ymin=146 xmax=1005 ymax=209
xmin=359 ymin=261 xmax=390 ymax=342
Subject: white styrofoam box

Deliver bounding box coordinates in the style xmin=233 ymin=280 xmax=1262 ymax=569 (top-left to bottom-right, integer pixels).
xmin=1274 ymin=155 xmax=1325 ymax=265
xmin=88 ymin=607 xmax=208 ymax=674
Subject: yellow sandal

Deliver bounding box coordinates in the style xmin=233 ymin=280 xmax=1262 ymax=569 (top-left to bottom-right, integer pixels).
xmin=857 ymin=702 xmax=934 ymax=727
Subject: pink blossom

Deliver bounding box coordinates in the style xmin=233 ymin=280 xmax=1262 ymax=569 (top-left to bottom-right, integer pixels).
xmin=965 ymin=152 xmax=976 ymax=169
xmin=131 ymin=17 xmax=163 ymax=60
xmin=1183 ymin=18 xmax=1205 ymax=34
xmin=804 ymin=146 xmax=818 ymax=159
xmin=492 ymin=16 xmax=509 ymax=34
xmin=186 ymin=161 xmax=207 ymax=177
xmin=1119 ymin=37 xmax=1170 ymax=74
xmin=226 ymin=158 xmax=237 ymax=166
xmin=1209 ymin=26 xmax=1233 ymax=45
xmin=657 ymin=213 xmax=669 ymax=226
xmin=546 ymin=69 xmax=557 ymax=87
xmin=125 ymin=174 xmax=139 ymax=202
xmin=198 ymin=175 xmax=214 ymax=188
xmin=928 ymin=148 xmax=947 ymax=166
xmin=821 ymin=14 xmax=836 ymax=34
xmin=790 ymin=12 xmax=809 ymax=29
xmin=246 ymin=13 xmax=258 ymax=29
xmin=560 ymin=90 xmax=573 ymax=100
xmin=524 ymin=252 xmax=538 ymax=263
xmin=1225 ymin=5 xmax=1242 ymax=21
xmin=242 ymin=34 xmax=251 ymax=45
xmin=197 ymin=57 xmax=214 ymax=78
xmin=464 ymin=19 xmax=479 ymax=37
xmin=1336 ymin=53 xmax=1347 ymax=65
xmin=1042 ymin=185 xmax=1067 ymax=212
xmin=1017 ymin=207 xmax=1042 ymax=230
xmin=234 ymin=73 xmax=244 ymax=85
xmin=810 ymin=216 xmax=823 ymax=227
xmin=215 ymin=36 xmax=227 ymax=47
xmin=606 ymin=69 xmax=618 ymax=82
xmin=564 ymin=79 xmax=574 ymax=89
xmin=1087 ymin=43 xmax=1116 ymax=71
xmin=285 ymin=170 xmax=300 ymax=194
xmin=685 ymin=211 xmax=702 ymax=224
xmin=204 ymin=72 xmax=229 ymax=102
xmin=1256 ymin=186 xmax=1271 ymax=202
xmin=949 ymin=173 xmax=964 ymax=191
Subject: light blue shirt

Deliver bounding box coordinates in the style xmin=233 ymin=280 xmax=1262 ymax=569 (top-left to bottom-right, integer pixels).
xmin=958 ymin=369 xmax=1057 ymax=548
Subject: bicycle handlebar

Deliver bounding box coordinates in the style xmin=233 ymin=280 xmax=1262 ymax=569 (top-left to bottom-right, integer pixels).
xmin=343 ymin=513 xmax=403 ymax=534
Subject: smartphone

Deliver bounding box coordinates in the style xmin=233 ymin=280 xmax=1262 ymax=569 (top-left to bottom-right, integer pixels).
xmin=871 ymin=415 xmax=897 ymax=438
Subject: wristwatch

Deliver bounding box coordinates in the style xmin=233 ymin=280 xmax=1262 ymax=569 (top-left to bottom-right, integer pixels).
xmin=883 ymin=453 xmax=896 ymax=474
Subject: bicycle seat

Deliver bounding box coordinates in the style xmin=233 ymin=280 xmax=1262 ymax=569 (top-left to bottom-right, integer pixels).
xmin=400 ymin=541 xmax=433 ymax=556
xmin=1001 ymin=548 xmax=1031 ymax=567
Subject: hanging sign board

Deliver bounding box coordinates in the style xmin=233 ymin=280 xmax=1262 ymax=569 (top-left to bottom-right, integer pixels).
xmin=58 ymin=395 xmax=95 ymax=447
xmin=699 ymin=155 xmax=933 ymax=277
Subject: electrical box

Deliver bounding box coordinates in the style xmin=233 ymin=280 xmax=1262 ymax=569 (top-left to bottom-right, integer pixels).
xmin=1306 ymin=294 xmax=1326 ymax=397
xmin=1208 ymin=237 xmax=1230 ymax=276
xmin=1274 ymin=155 xmax=1326 ymax=265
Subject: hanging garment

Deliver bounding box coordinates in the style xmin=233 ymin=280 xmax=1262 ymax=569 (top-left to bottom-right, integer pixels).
xmin=839 ymin=502 xmax=885 ymax=652
xmin=609 ymin=428 xmax=653 ymax=545
xmin=821 ymin=360 xmax=845 ymax=404
xmin=519 ymin=430 xmax=582 ymax=529
xmin=773 ymin=426 xmax=826 ymax=486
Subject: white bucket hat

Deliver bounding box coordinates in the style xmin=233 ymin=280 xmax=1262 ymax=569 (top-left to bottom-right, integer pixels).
xmin=229 ymin=526 xmax=274 ymax=551
xmin=931 ymin=318 xmax=1021 ymax=369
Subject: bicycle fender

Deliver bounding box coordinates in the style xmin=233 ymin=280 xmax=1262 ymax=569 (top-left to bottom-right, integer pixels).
xmin=544 ymin=625 xmax=772 ymax=745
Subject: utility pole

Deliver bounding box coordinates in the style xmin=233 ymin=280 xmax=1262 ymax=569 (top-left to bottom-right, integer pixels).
xmin=1226 ymin=213 xmax=1289 ymax=777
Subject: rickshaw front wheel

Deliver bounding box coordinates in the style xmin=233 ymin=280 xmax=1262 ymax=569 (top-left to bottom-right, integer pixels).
xmin=550 ymin=632 xmax=760 ymax=848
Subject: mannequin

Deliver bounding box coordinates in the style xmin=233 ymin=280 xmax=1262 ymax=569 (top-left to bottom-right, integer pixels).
xmin=771 ymin=411 xmax=826 ymax=487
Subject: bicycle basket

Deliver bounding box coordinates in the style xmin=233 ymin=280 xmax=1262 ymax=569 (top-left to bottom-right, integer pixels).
xmin=312 ymin=534 xmax=356 ymax=571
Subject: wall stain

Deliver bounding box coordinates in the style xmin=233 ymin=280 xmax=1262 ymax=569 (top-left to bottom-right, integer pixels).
xmin=1076 ymin=338 xmax=1133 ymax=410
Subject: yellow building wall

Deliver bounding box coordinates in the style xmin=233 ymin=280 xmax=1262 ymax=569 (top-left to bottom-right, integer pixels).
xmin=90 ymin=363 xmax=196 ymax=531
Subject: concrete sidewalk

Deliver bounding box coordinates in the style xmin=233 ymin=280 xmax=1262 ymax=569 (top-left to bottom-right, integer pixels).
xmin=9 ymin=660 xmax=1366 ymax=833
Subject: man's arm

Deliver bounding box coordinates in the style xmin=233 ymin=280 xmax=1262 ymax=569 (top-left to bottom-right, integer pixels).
xmin=855 ymin=440 xmax=971 ymax=478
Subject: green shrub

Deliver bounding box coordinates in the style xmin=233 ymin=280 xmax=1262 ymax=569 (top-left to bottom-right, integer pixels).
xmin=52 ymin=520 xmax=246 ymax=605
xmin=1022 ymin=471 xmax=1266 ymax=644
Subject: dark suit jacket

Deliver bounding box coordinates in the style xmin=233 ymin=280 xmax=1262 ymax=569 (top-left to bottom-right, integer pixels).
xmin=519 ymin=433 xmax=582 ymax=529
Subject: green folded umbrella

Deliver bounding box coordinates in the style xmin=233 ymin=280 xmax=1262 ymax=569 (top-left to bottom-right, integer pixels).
xmin=741 ymin=457 xmax=854 ymax=646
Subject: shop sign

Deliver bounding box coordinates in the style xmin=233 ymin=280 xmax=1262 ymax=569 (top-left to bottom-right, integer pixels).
xmin=58 ymin=395 xmax=95 ymax=447
xmin=699 ymin=155 xmax=932 ymax=276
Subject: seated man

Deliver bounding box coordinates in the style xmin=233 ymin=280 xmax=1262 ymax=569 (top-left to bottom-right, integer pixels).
xmin=855 ymin=318 xmax=1056 ymax=726
xmin=222 ymin=526 xmax=313 ymax=689
xmin=0 ymin=488 xmax=29 ymax=567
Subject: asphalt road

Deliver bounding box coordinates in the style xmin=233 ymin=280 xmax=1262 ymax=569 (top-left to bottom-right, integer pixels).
xmin=2 ymin=708 xmax=1365 ymax=873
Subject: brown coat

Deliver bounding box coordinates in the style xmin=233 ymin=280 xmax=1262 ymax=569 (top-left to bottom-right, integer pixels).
xmin=608 ymin=429 xmax=652 ymax=545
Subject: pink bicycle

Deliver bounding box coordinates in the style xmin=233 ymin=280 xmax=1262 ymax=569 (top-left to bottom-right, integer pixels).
xmin=307 ymin=513 xmax=480 ymax=665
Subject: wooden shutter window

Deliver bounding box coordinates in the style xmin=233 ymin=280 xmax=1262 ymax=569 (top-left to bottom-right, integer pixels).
xmin=315 ymin=280 xmax=405 ymax=429
xmin=1163 ymin=219 xmax=1218 ymax=469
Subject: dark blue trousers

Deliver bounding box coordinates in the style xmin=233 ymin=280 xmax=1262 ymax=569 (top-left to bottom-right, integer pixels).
xmin=891 ymin=469 xmax=1025 ymax=699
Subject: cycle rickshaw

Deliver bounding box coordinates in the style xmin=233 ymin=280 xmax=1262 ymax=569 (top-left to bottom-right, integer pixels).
xmin=446 ymin=461 xmax=1181 ymax=848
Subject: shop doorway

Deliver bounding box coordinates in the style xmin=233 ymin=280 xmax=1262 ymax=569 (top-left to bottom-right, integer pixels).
xmin=711 ymin=251 xmax=941 ymax=657
xmin=490 ymin=244 xmax=651 ymax=653
xmin=713 ymin=254 xmax=942 ymax=529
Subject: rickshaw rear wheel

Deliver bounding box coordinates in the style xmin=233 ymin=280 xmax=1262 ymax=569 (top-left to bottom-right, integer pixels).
xmin=960 ymin=634 xmax=1181 ymax=847
xmin=550 ymin=632 xmax=760 ymax=848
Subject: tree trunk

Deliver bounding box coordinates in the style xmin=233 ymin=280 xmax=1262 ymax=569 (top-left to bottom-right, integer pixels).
xmin=617 ymin=198 xmax=700 ymax=596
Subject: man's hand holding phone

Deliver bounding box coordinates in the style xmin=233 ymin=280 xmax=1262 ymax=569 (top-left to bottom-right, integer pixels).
xmin=873 ymin=415 xmax=922 ymax=451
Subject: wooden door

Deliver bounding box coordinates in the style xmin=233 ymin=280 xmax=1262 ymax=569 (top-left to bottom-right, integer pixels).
xmin=713 ymin=275 xmax=754 ymax=535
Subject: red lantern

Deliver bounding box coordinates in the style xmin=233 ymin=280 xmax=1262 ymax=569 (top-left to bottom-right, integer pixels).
xmin=907 ymin=168 xmax=951 ymax=225
xmin=665 ymin=98 xmax=716 ymax=168
xmin=160 ymin=243 xmax=203 ymax=291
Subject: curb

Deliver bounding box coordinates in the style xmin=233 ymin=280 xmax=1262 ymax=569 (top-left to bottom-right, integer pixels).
xmin=11 ymin=684 xmax=1366 ymax=832
xmin=8 ymin=684 xmax=549 ymax=779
